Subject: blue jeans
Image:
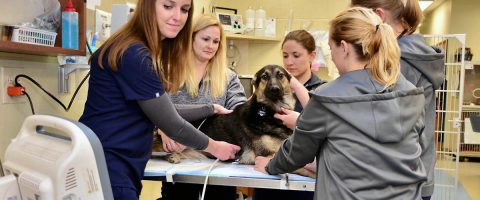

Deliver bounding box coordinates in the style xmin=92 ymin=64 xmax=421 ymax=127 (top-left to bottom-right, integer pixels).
xmin=422 ymin=196 xmax=432 ymax=200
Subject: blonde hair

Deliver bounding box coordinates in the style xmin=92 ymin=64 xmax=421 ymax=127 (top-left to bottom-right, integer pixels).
xmin=184 ymin=14 xmax=227 ymax=98
xmin=94 ymin=0 xmax=194 ymax=93
xmin=330 ymin=7 xmax=400 ymax=88
xmin=351 ymin=0 xmax=423 ymax=35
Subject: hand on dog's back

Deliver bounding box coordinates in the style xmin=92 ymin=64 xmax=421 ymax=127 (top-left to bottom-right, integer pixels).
xmin=204 ymin=138 xmax=241 ymax=161
xmin=213 ymin=104 xmax=233 ymax=115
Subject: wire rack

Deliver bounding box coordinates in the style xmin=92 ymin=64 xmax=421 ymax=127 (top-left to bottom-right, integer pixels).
xmin=424 ymin=34 xmax=466 ymax=200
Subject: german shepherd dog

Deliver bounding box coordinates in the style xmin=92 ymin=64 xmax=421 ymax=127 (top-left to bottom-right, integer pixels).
xmin=153 ymin=65 xmax=315 ymax=178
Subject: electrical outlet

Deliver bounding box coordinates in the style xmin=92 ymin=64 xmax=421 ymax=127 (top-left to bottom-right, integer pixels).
xmin=1 ymin=67 xmax=25 ymax=104
xmin=95 ymin=9 xmax=112 ymax=41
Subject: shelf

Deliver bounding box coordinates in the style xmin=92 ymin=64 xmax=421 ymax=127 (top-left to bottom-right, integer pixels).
xmin=0 ymin=41 xmax=85 ymax=56
xmin=226 ymin=33 xmax=280 ymax=42
xmin=463 ymin=105 xmax=480 ymax=112
xmin=0 ymin=0 xmax=86 ymax=56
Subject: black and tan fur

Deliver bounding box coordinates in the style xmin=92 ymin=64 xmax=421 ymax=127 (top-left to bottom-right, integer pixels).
xmin=153 ymin=65 xmax=315 ymax=178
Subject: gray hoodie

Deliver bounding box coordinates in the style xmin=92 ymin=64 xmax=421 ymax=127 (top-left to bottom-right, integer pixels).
xmin=266 ymin=69 xmax=427 ymax=200
xmin=398 ymin=34 xmax=445 ymax=197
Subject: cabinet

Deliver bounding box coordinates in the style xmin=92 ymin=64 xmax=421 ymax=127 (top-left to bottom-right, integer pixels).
xmin=224 ymin=33 xmax=280 ymax=75
xmin=0 ymin=0 xmax=86 ymax=56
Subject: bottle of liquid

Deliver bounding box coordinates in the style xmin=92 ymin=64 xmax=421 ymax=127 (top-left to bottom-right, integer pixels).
xmin=255 ymin=7 xmax=266 ymax=36
xmin=62 ymin=0 xmax=79 ymax=50
xmin=245 ymin=7 xmax=255 ymax=30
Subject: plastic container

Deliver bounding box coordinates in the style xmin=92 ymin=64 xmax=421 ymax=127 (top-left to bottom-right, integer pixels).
xmin=245 ymin=7 xmax=255 ymax=30
xmin=11 ymin=26 xmax=57 ymax=47
xmin=61 ymin=0 xmax=79 ymax=50
xmin=255 ymin=7 xmax=266 ymax=36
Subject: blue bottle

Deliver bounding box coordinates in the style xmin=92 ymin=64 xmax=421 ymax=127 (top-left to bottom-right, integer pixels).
xmin=62 ymin=0 xmax=79 ymax=50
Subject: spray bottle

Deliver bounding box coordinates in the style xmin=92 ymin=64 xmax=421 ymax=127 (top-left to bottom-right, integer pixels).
xmin=62 ymin=0 xmax=79 ymax=50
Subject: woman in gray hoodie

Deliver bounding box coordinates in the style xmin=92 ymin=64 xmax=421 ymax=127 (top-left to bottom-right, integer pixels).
xmin=350 ymin=1 xmax=445 ymax=199
xmin=255 ymin=7 xmax=427 ymax=200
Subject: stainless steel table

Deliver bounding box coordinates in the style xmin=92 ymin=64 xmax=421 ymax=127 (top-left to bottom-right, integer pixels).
xmin=143 ymin=157 xmax=315 ymax=191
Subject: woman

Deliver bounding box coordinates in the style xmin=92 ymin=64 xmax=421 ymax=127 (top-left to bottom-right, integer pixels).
xmin=350 ymin=1 xmax=445 ymax=199
xmin=158 ymin=14 xmax=247 ymax=200
xmin=79 ymin=1 xmax=240 ymax=199
xmin=255 ymin=7 xmax=427 ymax=200
xmin=253 ymin=30 xmax=326 ymax=200
xmin=282 ymin=30 xmax=327 ymax=112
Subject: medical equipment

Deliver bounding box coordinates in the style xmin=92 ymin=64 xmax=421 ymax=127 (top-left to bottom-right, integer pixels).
xmin=1 ymin=115 xmax=113 ymax=200
xmin=216 ymin=13 xmax=245 ymax=34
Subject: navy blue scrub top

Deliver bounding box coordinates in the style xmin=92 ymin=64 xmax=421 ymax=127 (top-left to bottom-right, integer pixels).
xmin=79 ymin=43 xmax=164 ymax=193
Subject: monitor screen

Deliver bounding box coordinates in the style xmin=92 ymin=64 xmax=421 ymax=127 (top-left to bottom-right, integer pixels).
xmin=218 ymin=14 xmax=232 ymax=26
xmin=238 ymin=75 xmax=254 ymax=98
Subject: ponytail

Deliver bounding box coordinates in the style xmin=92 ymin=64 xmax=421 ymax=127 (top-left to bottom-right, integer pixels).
xmin=402 ymin=0 xmax=423 ymax=34
xmin=330 ymin=7 xmax=400 ymax=89
xmin=367 ymin=23 xmax=400 ymax=88
xmin=351 ymin=0 xmax=423 ymax=34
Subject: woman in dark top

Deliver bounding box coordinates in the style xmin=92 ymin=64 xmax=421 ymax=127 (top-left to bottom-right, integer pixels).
xmin=79 ymin=1 xmax=240 ymax=199
xmin=253 ymin=30 xmax=326 ymax=200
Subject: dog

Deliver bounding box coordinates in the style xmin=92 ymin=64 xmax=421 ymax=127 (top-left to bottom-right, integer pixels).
xmin=153 ymin=64 xmax=315 ymax=178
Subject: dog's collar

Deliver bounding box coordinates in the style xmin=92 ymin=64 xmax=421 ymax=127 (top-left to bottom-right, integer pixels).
xmin=257 ymin=106 xmax=267 ymax=117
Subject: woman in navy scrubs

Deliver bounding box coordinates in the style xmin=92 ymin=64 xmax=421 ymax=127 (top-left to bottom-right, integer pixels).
xmin=79 ymin=1 xmax=240 ymax=199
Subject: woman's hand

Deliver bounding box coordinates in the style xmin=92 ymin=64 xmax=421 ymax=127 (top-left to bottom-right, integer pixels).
xmin=289 ymin=76 xmax=310 ymax=108
xmin=158 ymin=129 xmax=186 ymax=153
xmin=289 ymin=76 xmax=304 ymax=91
xmin=254 ymin=156 xmax=272 ymax=174
xmin=213 ymin=104 xmax=233 ymax=115
xmin=274 ymin=108 xmax=300 ymax=129
xmin=304 ymin=161 xmax=317 ymax=173
xmin=204 ymin=138 xmax=241 ymax=161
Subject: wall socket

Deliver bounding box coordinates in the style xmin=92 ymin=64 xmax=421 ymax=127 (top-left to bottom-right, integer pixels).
xmin=95 ymin=9 xmax=112 ymax=42
xmin=1 ymin=67 xmax=25 ymax=104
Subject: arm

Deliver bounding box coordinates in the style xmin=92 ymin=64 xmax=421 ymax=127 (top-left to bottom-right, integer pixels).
xmin=274 ymin=108 xmax=300 ymax=129
xmin=290 ymin=76 xmax=310 ymax=109
xmin=138 ymin=94 xmax=240 ymax=160
xmin=174 ymin=104 xmax=214 ymax=121
xmin=224 ymin=72 xmax=248 ymax=109
xmin=256 ymin=98 xmax=327 ymax=174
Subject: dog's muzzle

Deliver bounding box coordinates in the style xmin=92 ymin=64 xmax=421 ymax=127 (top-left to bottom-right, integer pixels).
xmin=265 ymin=84 xmax=283 ymax=101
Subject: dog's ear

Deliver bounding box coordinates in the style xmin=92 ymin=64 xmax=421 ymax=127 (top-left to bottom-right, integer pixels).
xmin=253 ymin=66 xmax=266 ymax=89
xmin=281 ymin=66 xmax=292 ymax=81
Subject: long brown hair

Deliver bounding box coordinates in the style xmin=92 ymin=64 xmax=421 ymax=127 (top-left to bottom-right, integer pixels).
xmin=351 ymin=0 xmax=423 ymax=35
xmin=95 ymin=0 xmax=194 ymax=93
xmin=282 ymin=30 xmax=316 ymax=53
xmin=330 ymin=7 xmax=400 ymax=88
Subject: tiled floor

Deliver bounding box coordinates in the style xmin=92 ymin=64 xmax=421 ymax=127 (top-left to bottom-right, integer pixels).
xmin=140 ymin=159 xmax=480 ymax=200
xmin=457 ymin=158 xmax=480 ymax=200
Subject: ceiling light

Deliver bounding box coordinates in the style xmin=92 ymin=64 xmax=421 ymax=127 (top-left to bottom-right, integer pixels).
xmin=419 ymin=1 xmax=433 ymax=11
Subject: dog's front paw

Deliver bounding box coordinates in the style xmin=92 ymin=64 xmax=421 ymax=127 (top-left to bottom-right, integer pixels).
xmin=167 ymin=154 xmax=182 ymax=164
xmin=294 ymin=168 xmax=316 ymax=178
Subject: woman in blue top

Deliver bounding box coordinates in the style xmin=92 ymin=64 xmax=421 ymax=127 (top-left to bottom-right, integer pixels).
xmin=79 ymin=1 xmax=240 ymax=199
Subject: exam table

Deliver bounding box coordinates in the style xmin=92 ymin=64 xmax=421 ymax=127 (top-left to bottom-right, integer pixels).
xmin=143 ymin=155 xmax=315 ymax=191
